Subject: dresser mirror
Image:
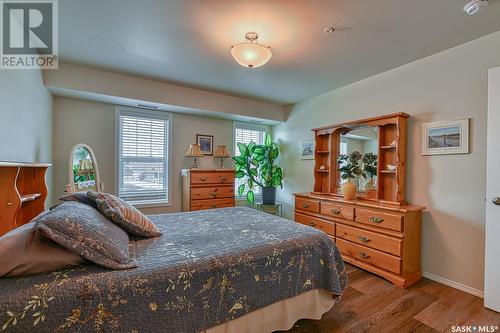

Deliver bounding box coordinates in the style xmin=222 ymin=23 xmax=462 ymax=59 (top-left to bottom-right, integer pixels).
xmin=66 ymin=143 xmax=104 ymax=193
xmin=339 ymin=125 xmax=379 ymax=192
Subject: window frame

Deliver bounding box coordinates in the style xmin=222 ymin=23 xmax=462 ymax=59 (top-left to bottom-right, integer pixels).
xmin=114 ymin=106 xmax=173 ymax=208
xmin=232 ymin=121 xmax=270 ymax=200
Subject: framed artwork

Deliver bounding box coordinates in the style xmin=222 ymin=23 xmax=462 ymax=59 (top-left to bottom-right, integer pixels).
xmin=300 ymin=139 xmax=315 ymax=160
xmin=196 ymin=134 xmax=214 ymax=156
xmin=421 ymin=118 xmax=469 ymax=155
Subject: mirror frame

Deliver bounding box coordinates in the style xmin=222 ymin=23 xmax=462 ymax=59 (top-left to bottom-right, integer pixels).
xmin=66 ymin=143 xmax=104 ymax=193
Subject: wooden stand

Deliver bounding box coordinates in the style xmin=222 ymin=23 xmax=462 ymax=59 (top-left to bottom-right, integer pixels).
xmin=295 ymin=113 xmax=424 ymax=288
xmin=0 ymin=162 xmax=50 ymax=236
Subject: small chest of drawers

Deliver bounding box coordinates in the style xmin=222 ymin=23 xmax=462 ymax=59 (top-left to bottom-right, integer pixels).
xmin=182 ymin=169 xmax=235 ymax=211
xmin=294 ymin=193 xmax=424 ymax=288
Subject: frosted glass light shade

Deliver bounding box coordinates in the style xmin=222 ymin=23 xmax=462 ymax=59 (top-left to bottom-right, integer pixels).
xmin=231 ymin=32 xmax=272 ymax=68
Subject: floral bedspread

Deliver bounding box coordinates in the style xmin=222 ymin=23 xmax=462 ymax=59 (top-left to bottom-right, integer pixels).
xmin=0 ymin=207 xmax=347 ymax=332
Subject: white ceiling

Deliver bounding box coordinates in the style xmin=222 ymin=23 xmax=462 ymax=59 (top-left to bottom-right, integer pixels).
xmin=59 ymin=0 xmax=500 ymax=105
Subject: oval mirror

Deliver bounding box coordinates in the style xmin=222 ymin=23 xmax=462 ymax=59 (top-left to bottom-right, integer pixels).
xmin=66 ymin=143 xmax=104 ymax=193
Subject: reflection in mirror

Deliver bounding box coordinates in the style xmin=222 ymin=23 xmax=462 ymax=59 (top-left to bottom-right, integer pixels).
xmin=66 ymin=143 xmax=103 ymax=193
xmin=340 ymin=126 xmax=378 ymax=191
xmin=73 ymin=147 xmax=96 ymax=191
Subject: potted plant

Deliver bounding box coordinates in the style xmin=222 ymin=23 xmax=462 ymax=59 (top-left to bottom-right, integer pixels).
xmin=362 ymin=152 xmax=378 ymax=189
xmin=233 ymin=133 xmax=283 ymax=204
xmin=337 ymin=151 xmax=363 ymax=200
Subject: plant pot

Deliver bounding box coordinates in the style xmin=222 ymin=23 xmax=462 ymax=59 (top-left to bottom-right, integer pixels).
xmin=341 ymin=181 xmax=356 ymax=201
xmin=261 ymin=186 xmax=277 ymax=204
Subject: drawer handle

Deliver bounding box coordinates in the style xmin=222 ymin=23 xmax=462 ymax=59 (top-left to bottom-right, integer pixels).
xmin=358 ymin=236 xmax=371 ymax=243
xmin=303 ymin=204 xmax=310 ymax=209
xmin=358 ymin=252 xmax=370 ymax=259
xmin=210 ymin=204 xmax=217 ymax=208
xmin=331 ymin=208 xmax=341 ymax=215
xmin=220 ymin=176 xmax=228 ymax=181
xmin=200 ymin=177 xmax=208 ymax=181
xmin=7 ymin=202 xmax=13 ymax=207
xmin=210 ymin=192 xmax=217 ymax=197
xmin=369 ymin=216 xmax=384 ymax=223
xmin=309 ymin=222 xmax=317 ymax=227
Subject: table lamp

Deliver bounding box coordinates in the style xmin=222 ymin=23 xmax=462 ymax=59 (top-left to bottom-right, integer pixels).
xmin=213 ymin=145 xmax=231 ymax=169
xmin=185 ymin=144 xmax=204 ymax=168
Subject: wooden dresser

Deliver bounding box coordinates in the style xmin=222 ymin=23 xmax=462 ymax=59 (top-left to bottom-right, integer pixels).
xmin=0 ymin=162 xmax=50 ymax=236
xmin=182 ymin=169 xmax=235 ymax=211
xmin=295 ymin=193 xmax=423 ymax=288
xmin=294 ymin=113 xmax=424 ymax=288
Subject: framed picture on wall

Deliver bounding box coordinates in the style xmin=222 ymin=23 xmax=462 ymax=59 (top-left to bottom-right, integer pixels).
xmin=196 ymin=134 xmax=214 ymax=155
xmin=300 ymin=139 xmax=315 ymax=160
xmin=421 ymin=118 xmax=469 ymax=155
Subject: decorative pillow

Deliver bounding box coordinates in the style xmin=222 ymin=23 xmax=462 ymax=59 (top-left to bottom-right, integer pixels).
xmin=32 ymin=202 xmax=138 ymax=270
xmin=59 ymin=191 xmax=98 ymax=209
xmin=0 ymin=221 xmax=85 ymax=277
xmin=87 ymin=191 xmax=161 ymax=238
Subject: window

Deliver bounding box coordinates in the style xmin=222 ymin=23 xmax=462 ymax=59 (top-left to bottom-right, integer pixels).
xmin=116 ymin=107 xmax=171 ymax=206
xmin=340 ymin=139 xmax=348 ymax=155
xmin=233 ymin=122 xmax=269 ymax=199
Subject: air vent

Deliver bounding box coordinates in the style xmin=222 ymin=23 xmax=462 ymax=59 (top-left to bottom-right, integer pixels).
xmin=137 ymin=104 xmax=160 ymax=110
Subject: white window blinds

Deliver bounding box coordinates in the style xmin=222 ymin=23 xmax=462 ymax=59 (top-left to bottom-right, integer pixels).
xmin=234 ymin=123 xmax=268 ymax=198
xmin=117 ymin=110 xmax=170 ymax=204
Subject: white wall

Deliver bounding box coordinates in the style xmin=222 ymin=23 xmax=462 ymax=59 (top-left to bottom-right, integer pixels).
xmin=273 ymin=30 xmax=500 ymax=292
xmin=52 ymin=97 xmax=235 ymax=214
xmin=0 ymin=69 xmax=53 ymax=203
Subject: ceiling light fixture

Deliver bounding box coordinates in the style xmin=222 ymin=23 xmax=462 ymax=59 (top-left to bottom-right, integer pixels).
xmin=231 ymin=32 xmax=272 ymax=69
xmin=463 ymin=0 xmax=490 ymax=15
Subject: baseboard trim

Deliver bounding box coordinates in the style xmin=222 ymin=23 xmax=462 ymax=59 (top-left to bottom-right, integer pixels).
xmin=422 ymin=271 xmax=484 ymax=298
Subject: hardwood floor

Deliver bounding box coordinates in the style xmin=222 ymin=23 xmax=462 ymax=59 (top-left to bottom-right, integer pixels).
xmin=284 ymin=264 xmax=500 ymax=333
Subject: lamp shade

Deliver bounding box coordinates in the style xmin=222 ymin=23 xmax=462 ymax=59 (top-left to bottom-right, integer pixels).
xmin=185 ymin=144 xmax=204 ymax=157
xmin=213 ymin=145 xmax=231 ymax=158
xmin=231 ymin=32 xmax=272 ymax=69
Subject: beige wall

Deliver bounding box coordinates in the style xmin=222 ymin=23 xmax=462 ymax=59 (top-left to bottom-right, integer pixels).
xmin=52 ymin=97 xmax=235 ymax=214
xmin=273 ymin=30 xmax=500 ymax=292
xmin=45 ymin=63 xmax=286 ymax=123
xmin=0 ymin=69 xmax=53 ymax=204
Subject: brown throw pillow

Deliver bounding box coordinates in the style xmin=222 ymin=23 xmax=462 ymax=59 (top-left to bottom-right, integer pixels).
xmin=32 ymin=202 xmax=138 ymax=270
xmin=59 ymin=191 xmax=98 ymax=209
xmin=87 ymin=191 xmax=161 ymax=238
xmin=0 ymin=221 xmax=85 ymax=277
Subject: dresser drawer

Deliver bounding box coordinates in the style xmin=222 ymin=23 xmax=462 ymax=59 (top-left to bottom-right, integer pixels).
xmin=336 ymin=238 xmax=401 ymax=274
xmin=355 ymin=208 xmax=403 ymax=232
xmin=191 ymin=186 xmax=234 ymax=200
xmin=336 ymin=224 xmax=402 ymax=256
xmin=191 ymin=172 xmax=234 ymax=185
xmin=321 ymin=202 xmax=354 ymax=220
xmin=190 ymin=198 xmax=235 ymax=211
xmin=295 ymin=212 xmax=335 ymax=236
xmin=295 ymin=198 xmax=320 ymax=213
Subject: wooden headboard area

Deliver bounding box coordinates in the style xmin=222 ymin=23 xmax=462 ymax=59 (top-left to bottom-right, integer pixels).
xmin=0 ymin=162 xmax=50 ymax=236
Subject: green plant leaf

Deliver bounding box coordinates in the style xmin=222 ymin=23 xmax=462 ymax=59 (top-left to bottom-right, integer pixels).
xmin=254 ymin=146 xmax=265 ymax=155
xmin=238 ymin=184 xmax=245 ymax=196
xmin=232 ymin=156 xmax=246 ymax=165
xmin=248 ymin=142 xmax=256 ymax=154
xmin=235 ymin=170 xmax=245 ymax=178
xmin=237 ymin=142 xmax=248 ymax=157
xmin=265 ymin=133 xmax=272 ymax=147
xmin=246 ymin=190 xmax=255 ymax=204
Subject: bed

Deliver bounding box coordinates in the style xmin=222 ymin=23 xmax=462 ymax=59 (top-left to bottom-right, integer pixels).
xmin=0 ymin=207 xmax=347 ymax=332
